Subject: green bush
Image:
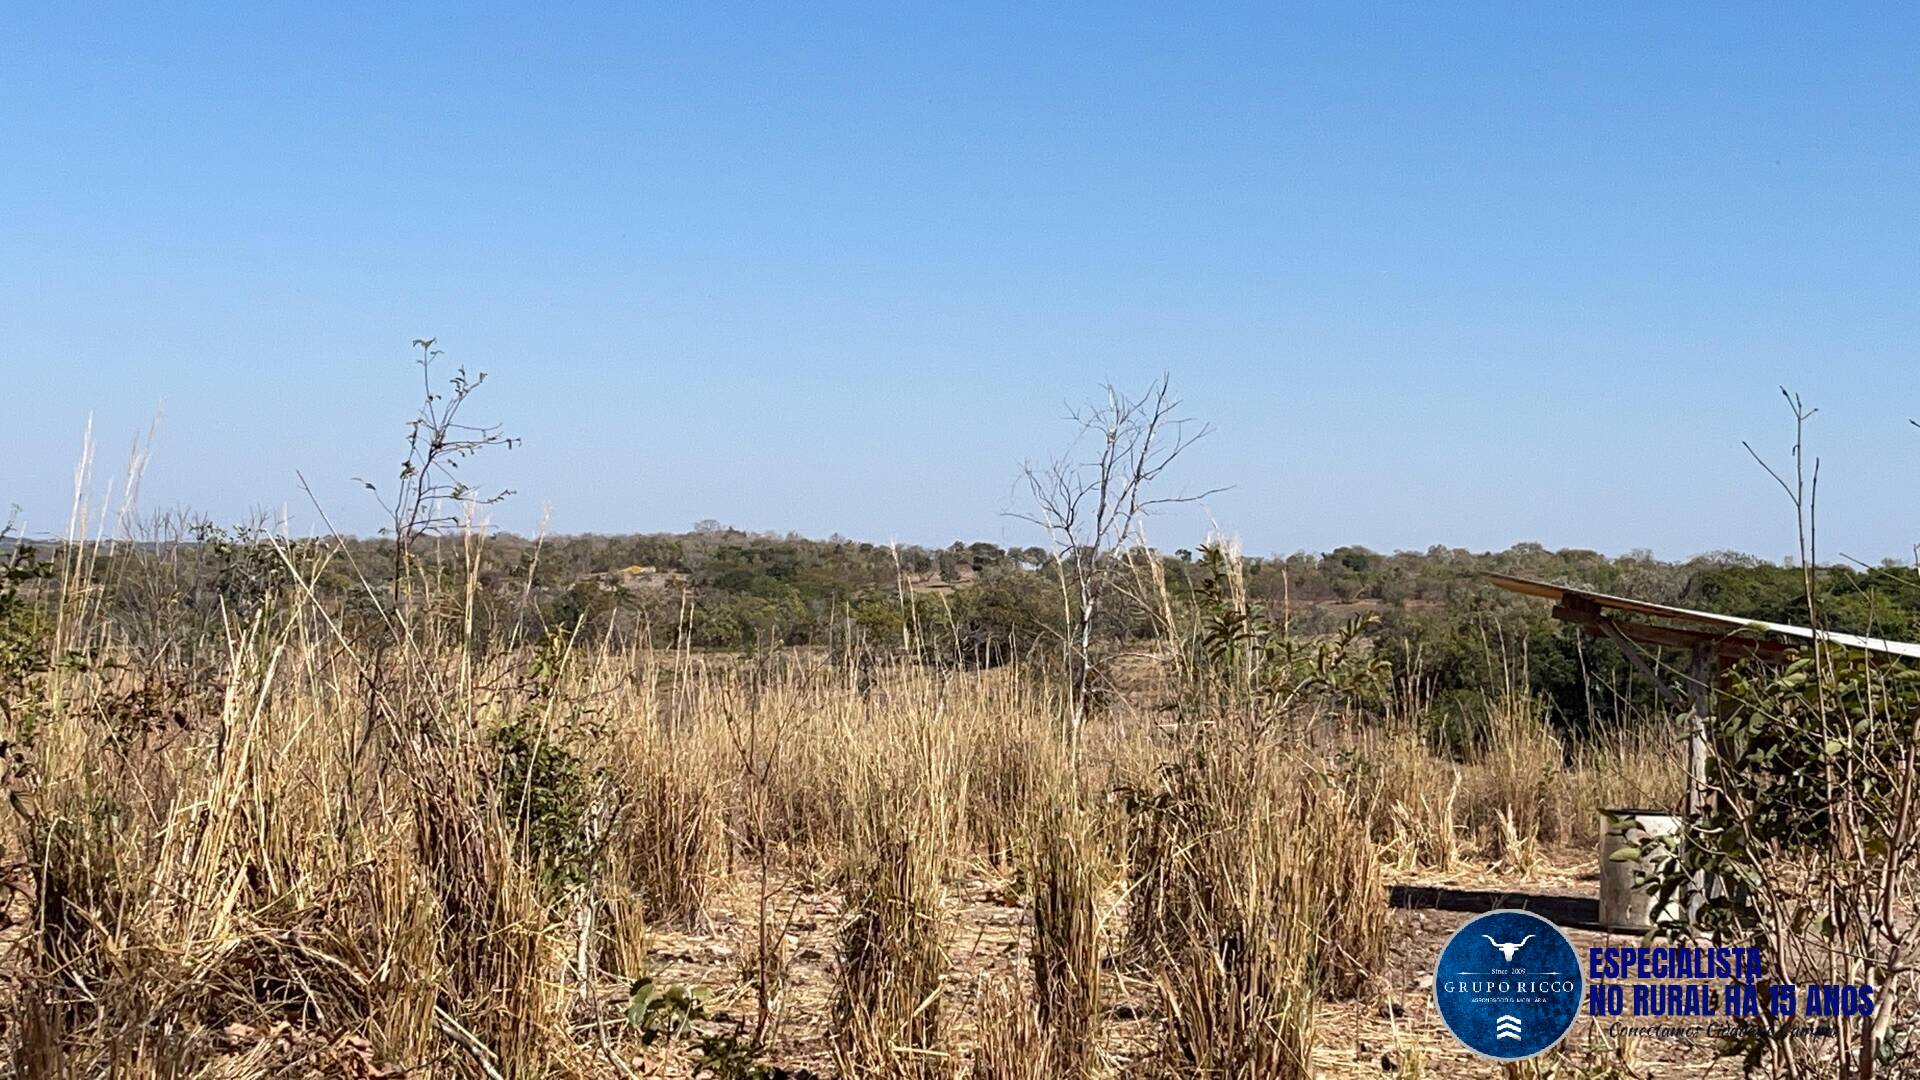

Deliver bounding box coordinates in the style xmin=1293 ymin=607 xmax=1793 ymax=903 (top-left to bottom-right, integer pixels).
xmin=0 ymin=533 xmax=53 ymax=743
xmin=491 ymin=716 xmax=596 ymax=898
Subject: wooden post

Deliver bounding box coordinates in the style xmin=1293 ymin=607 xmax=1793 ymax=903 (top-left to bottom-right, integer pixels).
xmin=1685 ymin=643 xmax=1713 ymax=820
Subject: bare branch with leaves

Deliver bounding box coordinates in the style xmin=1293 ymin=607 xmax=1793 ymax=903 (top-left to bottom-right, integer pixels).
xmin=356 ymin=338 xmax=520 ymax=615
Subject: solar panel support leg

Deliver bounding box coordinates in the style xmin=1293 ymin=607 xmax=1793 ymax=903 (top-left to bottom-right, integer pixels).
xmin=1685 ymin=643 xmax=1712 ymax=820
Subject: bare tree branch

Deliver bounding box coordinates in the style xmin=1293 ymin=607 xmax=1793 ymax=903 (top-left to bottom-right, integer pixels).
xmin=1008 ymin=374 xmax=1219 ymax=757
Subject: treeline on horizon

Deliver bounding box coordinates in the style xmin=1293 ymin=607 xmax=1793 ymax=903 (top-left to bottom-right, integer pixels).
xmin=503 ymin=527 xmax=1920 ymax=738
xmin=15 ymin=515 xmax=1920 ymax=741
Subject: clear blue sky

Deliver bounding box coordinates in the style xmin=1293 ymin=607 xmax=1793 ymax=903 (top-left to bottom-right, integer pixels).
xmin=5 ymin=5 xmax=1919 ymax=561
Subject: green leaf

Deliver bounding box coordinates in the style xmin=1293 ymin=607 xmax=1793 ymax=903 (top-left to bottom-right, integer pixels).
xmin=627 ymin=978 xmax=658 ymax=1029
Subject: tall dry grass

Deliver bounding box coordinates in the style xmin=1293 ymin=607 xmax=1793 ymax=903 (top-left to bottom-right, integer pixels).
xmin=831 ymin=782 xmax=951 ymax=1079
xmin=1027 ymin=801 xmax=1103 ymax=1078
xmin=1128 ymin=744 xmax=1321 ymax=1079
xmin=1341 ymin=691 xmax=1683 ymax=875
xmin=0 ymin=530 xmax=1681 ymax=1078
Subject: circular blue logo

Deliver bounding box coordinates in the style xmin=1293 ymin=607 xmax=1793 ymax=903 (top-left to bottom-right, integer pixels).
xmin=1433 ymin=909 xmax=1583 ymax=1060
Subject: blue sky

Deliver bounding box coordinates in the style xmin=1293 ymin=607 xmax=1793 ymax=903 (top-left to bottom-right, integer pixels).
xmin=4 ymin=5 xmax=1919 ymax=561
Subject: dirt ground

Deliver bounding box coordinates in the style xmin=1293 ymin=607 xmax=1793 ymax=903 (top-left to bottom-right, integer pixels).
xmin=0 ymin=849 xmax=1766 ymax=1076
xmin=630 ymin=853 xmax=1760 ymax=1079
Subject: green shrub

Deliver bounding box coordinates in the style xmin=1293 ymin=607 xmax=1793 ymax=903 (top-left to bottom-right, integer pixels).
xmin=491 ymin=715 xmax=596 ymax=898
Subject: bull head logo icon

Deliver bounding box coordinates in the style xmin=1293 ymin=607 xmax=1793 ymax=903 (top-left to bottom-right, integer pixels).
xmin=1483 ymin=934 xmax=1534 ymax=962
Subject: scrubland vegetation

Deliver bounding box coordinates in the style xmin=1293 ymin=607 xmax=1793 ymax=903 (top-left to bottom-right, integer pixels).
xmin=0 ymin=523 xmax=1683 ymax=1078
xmin=0 ymin=367 xmax=1911 ymax=1077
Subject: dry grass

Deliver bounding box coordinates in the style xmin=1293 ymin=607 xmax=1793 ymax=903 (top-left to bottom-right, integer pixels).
xmin=1299 ymin=770 xmax=1389 ymax=1001
xmin=1027 ymin=801 xmax=1102 ymax=1078
xmin=1340 ymin=695 xmax=1683 ymax=877
xmin=0 ymin=543 xmax=1683 ymax=1078
xmin=832 ymin=779 xmax=952 ymax=1079
xmin=608 ymin=738 xmax=725 ymax=929
xmin=966 ymin=976 xmax=1048 ymax=1080
xmin=1136 ymin=747 xmax=1320 ymax=1079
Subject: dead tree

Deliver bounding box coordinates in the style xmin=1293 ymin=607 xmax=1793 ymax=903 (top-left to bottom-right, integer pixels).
xmin=1013 ymin=375 xmax=1217 ymax=757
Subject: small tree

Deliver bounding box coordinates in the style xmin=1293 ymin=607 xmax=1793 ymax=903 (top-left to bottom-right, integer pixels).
xmin=0 ymin=524 xmax=53 ymax=741
xmin=346 ymin=340 xmax=518 ymax=760
xmin=1012 ymin=375 xmax=1217 ymax=755
xmin=358 ymin=338 xmax=518 ymax=618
